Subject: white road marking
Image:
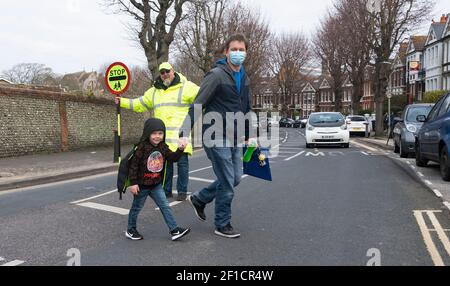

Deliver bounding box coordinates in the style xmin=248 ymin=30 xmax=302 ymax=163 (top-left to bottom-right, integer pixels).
xmin=173 ymin=166 xmax=213 ymax=178
xmin=284 ymin=151 xmax=305 ymax=161
xmin=156 ymin=201 xmax=184 ymax=211
xmin=76 ymin=202 xmax=129 ymax=216
xmin=425 ymin=180 xmax=433 ymax=186
xmin=417 ymin=172 xmax=425 ymax=177
xmin=71 ymin=190 xmax=118 ymax=205
xmin=1 ymin=260 xmax=26 ymax=266
xmin=0 ymin=257 xmax=4 ymax=262
xmin=413 ymin=211 xmax=445 ymax=266
xmin=432 ymin=189 xmax=443 ymax=198
xmin=305 ymin=152 xmax=325 ymax=157
xmin=351 ymin=141 xmax=379 ymax=152
xmin=427 ymin=211 xmax=450 ymax=257
xmin=189 ymin=177 xmax=215 ymax=183
xmin=360 ymin=151 xmax=369 ymax=156
xmin=444 ymin=202 xmax=450 ymax=211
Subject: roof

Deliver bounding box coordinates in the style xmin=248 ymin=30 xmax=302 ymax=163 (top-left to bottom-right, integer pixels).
xmin=0 ymin=77 xmax=13 ymax=84
xmin=407 ymin=36 xmax=427 ymax=53
xmin=425 ymin=22 xmax=446 ymax=46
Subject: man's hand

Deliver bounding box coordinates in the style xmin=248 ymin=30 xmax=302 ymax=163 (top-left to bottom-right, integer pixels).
xmin=245 ymin=138 xmax=259 ymax=147
xmin=114 ymin=96 xmax=121 ymax=105
xmin=178 ymin=137 xmax=188 ymax=151
xmin=130 ymin=185 xmax=140 ymax=196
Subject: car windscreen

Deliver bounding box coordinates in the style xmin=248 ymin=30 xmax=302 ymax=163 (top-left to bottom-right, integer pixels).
xmin=348 ymin=116 xmax=366 ymax=122
xmin=309 ymin=113 xmax=344 ymax=127
xmin=406 ymin=106 xmax=433 ymax=122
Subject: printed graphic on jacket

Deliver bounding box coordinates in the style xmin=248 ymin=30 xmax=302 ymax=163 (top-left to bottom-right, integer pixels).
xmin=147 ymin=151 xmax=164 ymax=173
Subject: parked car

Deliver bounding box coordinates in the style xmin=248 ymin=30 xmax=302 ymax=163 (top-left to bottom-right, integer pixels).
xmin=279 ymin=118 xmax=295 ymax=128
xmin=305 ymin=112 xmax=350 ymax=148
xmin=415 ymin=92 xmax=450 ymax=181
xmin=267 ymin=118 xmax=279 ymax=128
xmin=346 ymin=115 xmax=370 ymax=137
xmin=300 ymin=118 xmax=308 ymax=128
xmin=393 ymin=104 xmax=434 ymax=158
xmin=293 ymin=119 xmax=303 ymax=128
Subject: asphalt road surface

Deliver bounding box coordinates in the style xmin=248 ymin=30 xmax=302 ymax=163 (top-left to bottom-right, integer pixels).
xmin=1 ymin=128 xmax=449 ymax=266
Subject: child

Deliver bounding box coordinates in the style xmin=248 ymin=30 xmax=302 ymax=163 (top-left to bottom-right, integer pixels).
xmin=125 ymin=118 xmax=190 ymax=241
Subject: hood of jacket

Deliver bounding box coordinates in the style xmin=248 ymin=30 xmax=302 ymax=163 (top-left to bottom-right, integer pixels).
xmin=140 ymin=118 xmax=166 ymax=144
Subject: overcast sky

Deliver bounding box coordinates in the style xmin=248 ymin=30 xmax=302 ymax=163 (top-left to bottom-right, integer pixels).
xmin=0 ymin=0 xmax=448 ymax=75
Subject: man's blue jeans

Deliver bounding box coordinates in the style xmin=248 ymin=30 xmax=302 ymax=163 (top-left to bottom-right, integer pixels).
xmin=194 ymin=146 xmax=242 ymax=228
xmin=128 ymin=184 xmax=178 ymax=231
xmin=164 ymin=153 xmax=189 ymax=196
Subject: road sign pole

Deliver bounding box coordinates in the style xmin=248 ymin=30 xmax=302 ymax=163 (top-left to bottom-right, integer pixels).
xmin=114 ymin=98 xmax=121 ymax=163
xmin=105 ymin=62 xmax=131 ymax=164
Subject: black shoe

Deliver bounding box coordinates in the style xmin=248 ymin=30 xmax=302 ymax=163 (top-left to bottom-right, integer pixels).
xmin=176 ymin=193 xmax=187 ymax=201
xmin=165 ymin=192 xmax=173 ymax=199
xmin=170 ymin=227 xmax=191 ymax=241
xmin=215 ymin=223 xmax=240 ymax=239
xmin=125 ymin=228 xmax=143 ymax=240
xmin=188 ymin=195 xmax=206 ymax=221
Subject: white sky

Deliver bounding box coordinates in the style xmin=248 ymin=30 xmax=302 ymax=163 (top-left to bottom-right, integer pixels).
xmin=0 ymin=0 xmax=448 ymax=75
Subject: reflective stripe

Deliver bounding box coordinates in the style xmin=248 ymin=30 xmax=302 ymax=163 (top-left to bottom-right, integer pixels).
xmin=166 ymin=127 xmax=180 ymax=131
xmin=152 ymin=88 xmax=157 ymax=106
xmin=166 ymin=138 xmax=180 ymax=143
xmin=153 ymin=103 xmax=190 ymax=109
xmin=139 ymin=97 xmax=152 ymax=111
xmin=129 ymin=99 xmax=134 ymax=111
xmin=178 ymin=81 xmax=185 ymax=104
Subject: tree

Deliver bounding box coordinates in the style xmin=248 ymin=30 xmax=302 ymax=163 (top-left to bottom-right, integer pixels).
xmin=1 ymin=63 xmax=55 ymax=85
xmin=269 ymin=32 xmax=311 ymax=116
xmin=313 ymin=12 xmax=347 ymax=113
xmin=368 ymin=0 xmax=433 ymax=136
xmin=336 ymin=0 xmax=374 ymax=115
xmin=105 ymin=0 xmax=190 ymax=80
xmin=176 ymin=0 xmax=227 ymax=74
xmin=175 ymin=1 xmax=271 ymax=90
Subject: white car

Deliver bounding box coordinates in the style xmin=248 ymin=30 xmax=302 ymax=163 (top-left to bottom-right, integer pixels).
xmin=305 ymin=112 xmax=350 ymax=148
xmin=346 ymin=115 xmax=370 ymax=137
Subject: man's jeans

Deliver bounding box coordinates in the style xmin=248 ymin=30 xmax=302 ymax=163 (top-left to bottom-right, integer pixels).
xmin=194 ymin=146 xmax=242 ymax=228
xmin=128 ymin=184 xmax=177 ymax=231
xmin=164 ymin=153 xmax=189 ymax=196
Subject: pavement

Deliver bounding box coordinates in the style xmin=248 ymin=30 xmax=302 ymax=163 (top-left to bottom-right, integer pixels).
xmin=355 ymin=135 xmax=450 ymax=208
xmin=0 ymin=144 xmax=130 ymax=191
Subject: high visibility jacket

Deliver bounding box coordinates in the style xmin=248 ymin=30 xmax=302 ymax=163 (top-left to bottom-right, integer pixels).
xmin=120 ymin=73 xmax=199 ymax=155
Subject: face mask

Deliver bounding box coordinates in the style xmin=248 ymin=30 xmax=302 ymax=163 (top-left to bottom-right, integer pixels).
xmin=229 ymin=51 xmax=246 ymax=66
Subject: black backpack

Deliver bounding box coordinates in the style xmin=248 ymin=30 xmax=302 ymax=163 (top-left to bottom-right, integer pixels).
xmin=117 ymin=144 xmax=139 ymax=200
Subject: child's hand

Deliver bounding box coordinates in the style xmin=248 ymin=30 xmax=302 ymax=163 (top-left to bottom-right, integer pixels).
xmin=130 ymin=185 xmax=140 ymax=195
xmin=178 ymin=138 xmax=188 ymax=151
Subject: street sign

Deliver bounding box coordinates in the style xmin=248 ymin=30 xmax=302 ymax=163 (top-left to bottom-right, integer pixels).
xmin=105 ymin=62 xmax=131 ymax=95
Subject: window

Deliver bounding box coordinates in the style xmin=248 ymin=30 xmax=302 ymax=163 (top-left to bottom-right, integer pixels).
xmin=438 ymin=94 xmax=450 ymax=117
xmin=427 ymin=95 xmax=446 ymax=121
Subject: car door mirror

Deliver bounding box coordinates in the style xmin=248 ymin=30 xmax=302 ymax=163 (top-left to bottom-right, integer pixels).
xmin=416 ymin=115 xmax=427 ymax=122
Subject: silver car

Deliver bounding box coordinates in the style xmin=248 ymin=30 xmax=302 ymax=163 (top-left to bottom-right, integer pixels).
xmin=393 ymin=103 xmax=434 ymax=158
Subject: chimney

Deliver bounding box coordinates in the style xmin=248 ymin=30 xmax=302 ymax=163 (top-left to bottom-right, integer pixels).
xmin=440 ymin=14 xmax=448 ymax=23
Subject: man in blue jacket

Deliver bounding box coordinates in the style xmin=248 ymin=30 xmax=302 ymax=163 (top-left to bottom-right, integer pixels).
xmin=180 ymin=34 xmax=255 ymax=238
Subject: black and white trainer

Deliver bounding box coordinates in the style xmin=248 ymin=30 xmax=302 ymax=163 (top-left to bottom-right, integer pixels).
xmin=170 ymin=227 xmax=191 ymax=241
xmin=188 ymin=195 xmax=206 ymax=221
xmin=214 ymin=223 xmax=241 ymax=239
xmin=125 ymin=228 xmax=144 ymax=240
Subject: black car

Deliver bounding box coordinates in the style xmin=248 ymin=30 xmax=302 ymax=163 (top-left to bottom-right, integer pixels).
xmin=393 ymin=104 xmax=434 ymax=158
xmin=279 ymin=118 xmax=295 ymax=128
xmin=293 ymin=119 xmax=302 ymax=128
xmin=416 ymin=92 xmax=450 ymax=181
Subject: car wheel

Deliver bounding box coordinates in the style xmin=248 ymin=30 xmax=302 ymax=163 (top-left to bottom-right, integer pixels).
xmin=415 ymin=143 xmax=428 ymax=167
xmin=399 ymin=139 xmax=408 ymax=158
xmin=343 ymin=143 xmax=350 ymax=148
xmin=306 ymin=143 xmax=313 ymax=149
xmin=394 ymin=141 xmax=400 ymax=153
xmin=440 ymin=147 xmax=450 ymax=181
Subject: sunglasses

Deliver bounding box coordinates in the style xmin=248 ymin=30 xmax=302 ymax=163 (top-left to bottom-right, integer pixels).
xmin=160 ymin=69 xmax=171 ymax=75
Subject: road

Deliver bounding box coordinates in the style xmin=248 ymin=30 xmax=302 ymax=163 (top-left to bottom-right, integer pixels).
xmin=1 ymin=128 xmax=449 ymax=266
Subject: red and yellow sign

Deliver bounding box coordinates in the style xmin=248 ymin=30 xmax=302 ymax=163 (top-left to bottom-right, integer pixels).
xmin=105 ymin=62 xmax=131 ymax=95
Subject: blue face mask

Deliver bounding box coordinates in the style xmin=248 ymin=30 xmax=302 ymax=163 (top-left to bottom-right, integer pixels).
xmin=229 ymin=51 xmax=247 ymax=66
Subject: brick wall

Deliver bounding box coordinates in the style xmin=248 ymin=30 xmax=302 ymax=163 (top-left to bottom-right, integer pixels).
xmin=0 ymin=86 xmax=148 ymax=158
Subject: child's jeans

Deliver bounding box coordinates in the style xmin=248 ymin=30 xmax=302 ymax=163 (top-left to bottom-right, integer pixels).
xmin=128 ymin=184 xmax=177 ymax=231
